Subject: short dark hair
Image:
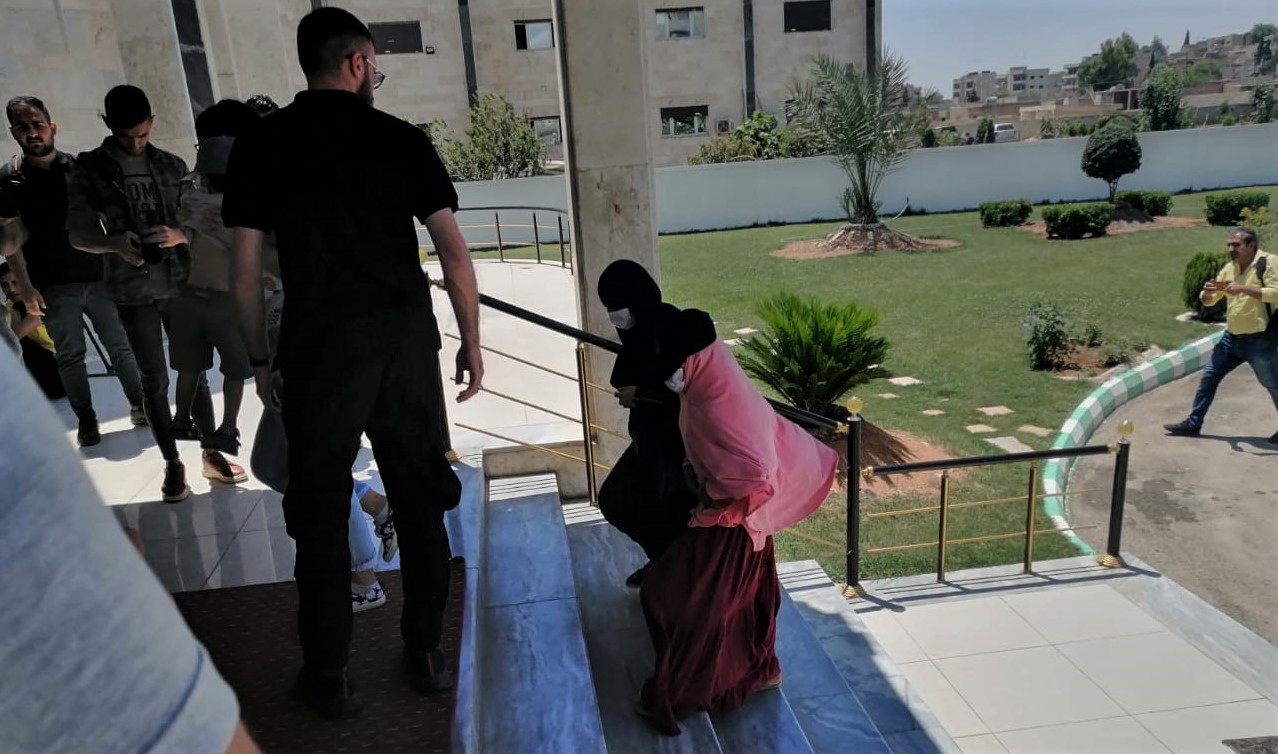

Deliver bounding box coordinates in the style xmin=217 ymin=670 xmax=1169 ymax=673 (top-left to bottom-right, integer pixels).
xmin=0 ymin=261 xmax=11 ymax=279
xmin=296 ymin=7 xmax=373 ymax=78
xmin=103 ymin=85 xmax=152 ymax=131
xmin=195 ymin=99 xmax=262 ymax=139
xmin=245 ymin=95 xmax=280 ymax=117
xmin=6 ymin=96 xmax=50 ymax=125
xmin=1233 ymin=228 xmax=1259 ymax=247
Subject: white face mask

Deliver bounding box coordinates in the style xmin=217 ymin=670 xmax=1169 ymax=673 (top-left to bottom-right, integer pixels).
xmin=664 ymin=366 xmax=686 ymax=394
xmin=608 ymin=307 xmax=635 ymax=331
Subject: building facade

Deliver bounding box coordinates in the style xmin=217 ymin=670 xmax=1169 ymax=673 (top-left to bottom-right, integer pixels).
xmin=0 ymin=0 xmax=880 ymax=169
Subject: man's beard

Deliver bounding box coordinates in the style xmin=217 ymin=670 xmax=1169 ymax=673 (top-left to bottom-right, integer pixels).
xmin=358 ymin=75 xmax=374 ymax=106
xmin=21 ymin=141 xmax=54 ymax=159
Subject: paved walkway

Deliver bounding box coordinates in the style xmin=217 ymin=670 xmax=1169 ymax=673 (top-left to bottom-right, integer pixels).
xmin=1069 ymin=366 xmax=1278 ymax=646
xmin=856 ymin=557 xmax=1278 ymax=754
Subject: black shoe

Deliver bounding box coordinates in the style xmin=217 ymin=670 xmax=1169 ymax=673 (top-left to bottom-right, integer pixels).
xmin=405 ymin=648 xmax=453 ymax=694
xmin=205 ymin=425 xmax=241 ymax=455
xmin=170 ymin=418 xmax=202 ymax=442
xmin=162 ymin=461 xmax=191 ymax=503
xmin=294 ymin=668 xmax=363 ymax=720
xmin=1268 ymin=430 xmax=1278 ymax=445
xmin=1163 ymin=420 xmax=1201 ymax=437
xmin=77 ymin=416 xmax=101 ymax=447
xmin=129 ymin=404 xmax=148 ymax=427
xmin=625 ymin=564 xmax=649 ymax=589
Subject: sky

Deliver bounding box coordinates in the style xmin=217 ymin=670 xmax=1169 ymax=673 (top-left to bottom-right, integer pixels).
xmin=883 ymin=0 xmax=1278 ymax=94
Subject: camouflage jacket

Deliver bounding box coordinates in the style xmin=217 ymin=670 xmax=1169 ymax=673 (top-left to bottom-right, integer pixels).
xmin=66 ymin=139 xmax=192 ymax=305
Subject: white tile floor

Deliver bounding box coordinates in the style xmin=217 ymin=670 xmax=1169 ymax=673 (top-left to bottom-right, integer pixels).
xmin=861 ymin=581 xmax=1278 ymax=754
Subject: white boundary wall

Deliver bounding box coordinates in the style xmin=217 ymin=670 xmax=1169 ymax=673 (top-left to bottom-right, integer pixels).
xmin=451 ymin=123 xmax=1278 ymax=239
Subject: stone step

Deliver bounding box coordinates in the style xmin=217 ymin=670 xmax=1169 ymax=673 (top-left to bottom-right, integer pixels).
xmin=477 ymin=476 xmax=607 ymax=754
xmin=443 ymin=456 xmax=485 ymax=754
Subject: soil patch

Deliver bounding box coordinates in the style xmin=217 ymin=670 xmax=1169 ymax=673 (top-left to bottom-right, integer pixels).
xmin=1016 ymin=215 xmax=1207 ymax=239
xmin=775 ymin=236 xmax=961 ymax=260
xmin=1050 ymin=339 xmax=1128 ymax=379
xmin=827 ymin=422 xmax=966 ymax=498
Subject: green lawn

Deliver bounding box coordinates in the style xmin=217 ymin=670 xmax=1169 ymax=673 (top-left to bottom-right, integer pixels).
xmin=656 ymin=185 xmax=1277 ymax=582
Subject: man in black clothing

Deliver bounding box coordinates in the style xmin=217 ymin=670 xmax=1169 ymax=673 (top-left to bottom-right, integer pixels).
xmin=3 ymin=96 xmax=146 ymax=446
xmin=226 ymin=8 xmax=483 ymax=720
xmin=67 ymin=85 xmax=245 ymax=500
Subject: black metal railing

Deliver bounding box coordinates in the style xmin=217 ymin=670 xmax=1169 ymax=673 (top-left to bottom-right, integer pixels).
xmin=421 ymin=206 xmax=572 ymax=267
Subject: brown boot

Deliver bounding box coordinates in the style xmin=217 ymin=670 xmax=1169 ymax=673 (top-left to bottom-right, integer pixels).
xmin=162 ymin=461 xmax=191 ymax=503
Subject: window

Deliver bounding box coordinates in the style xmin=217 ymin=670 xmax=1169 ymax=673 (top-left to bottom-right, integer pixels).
xmin=531 ymin=116 xmax=562 ymax=146
xmin=660 ymin=105 xmax=708 ymax=137
xmin=784 ymin=1 xmax=831 ymax=33
xmin=656 ymin=8 xmax=705 ymax=40
xmin=370 ymin=21 xmax=423 ymax=55
xmin=515 ymin=20 xmax=554 ymax=50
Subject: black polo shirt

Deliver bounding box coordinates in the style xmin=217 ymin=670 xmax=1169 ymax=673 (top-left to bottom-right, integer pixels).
xmin=222 ymin=89 xmax=458 ymax=330
xmin=0 ymin=153 xmax=104 ymax=288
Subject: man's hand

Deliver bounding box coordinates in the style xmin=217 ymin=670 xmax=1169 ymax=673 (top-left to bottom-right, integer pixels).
xmin=115 ymin=231 xmax=144 ymax=266
xmin=1203 ymin=279 xmax=1224 ymax=294
xmin=254 ymin=366 xmax=282 ymax=411
xmin=17 ymin=284 xmax=44 ymax=316
xmin=615 ymin=385 xmax=638 ymax=408
xmin=454 ymin=343 xmax=484 ymax=402
xmin=143 ymin=225 xmax=188 ymax=249
xmin=1223 ymin=282 xmax=1254 ymax=297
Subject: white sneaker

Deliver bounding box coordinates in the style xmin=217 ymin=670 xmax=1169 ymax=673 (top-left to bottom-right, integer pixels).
xmin=351 ymin=582 xmax=386 ymax=613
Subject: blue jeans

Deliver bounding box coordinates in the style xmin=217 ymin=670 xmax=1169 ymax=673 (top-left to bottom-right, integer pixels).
xmin=41 ymin=282 xmax=145 ymax=419
xmin=1186 ymin=331 xmax=1278 ymax=428
xmin=349 ymin=479 xmax=380 ymax=573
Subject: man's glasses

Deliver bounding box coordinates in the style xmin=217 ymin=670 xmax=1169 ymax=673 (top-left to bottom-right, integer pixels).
xmin=347 ymin=52 xmax=386 ymax=90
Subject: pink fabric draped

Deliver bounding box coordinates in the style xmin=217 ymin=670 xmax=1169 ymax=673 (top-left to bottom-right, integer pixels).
xmin=678 ymin=340 xmax=838 ymax=550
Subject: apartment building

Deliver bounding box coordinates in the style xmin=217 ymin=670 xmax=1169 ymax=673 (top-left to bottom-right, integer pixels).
xmin=0 ymin=0 xmax=879 ymax=169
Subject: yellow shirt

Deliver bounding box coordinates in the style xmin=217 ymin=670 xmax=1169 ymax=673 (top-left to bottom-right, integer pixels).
xmin=1202 ymin=250 xmax=1278 ymax=335
xmin=3 ymin=300 xmax=56 ymax=354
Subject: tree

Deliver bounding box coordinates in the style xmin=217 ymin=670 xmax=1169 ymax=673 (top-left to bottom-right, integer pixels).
xmin=788 ymin=53 xmax=920 ymax=226
xmin=1081 ymin=122 xmax=1142 ymax=202
xmin=1150 ymin=35 xmax=1169 ymax=61
xmin=430 ymin=92 xmax=545 ymax=181
xmin=1256 ymin=37 xmax=1276 ymax=76
xmin=1142 ymin=65 xmax=1186 ymax=131
xmin=976 ymin=117 xmax=995 ymax=144
xmin=1253 ymin=84 xmax=1275 ymax=124
xmin=1182 ymin=59 xmax=1223 ymax=86
xmin=920 ymin=127 xmax=938 ymax=148
xmin=1077 ymin=33 xmax=1141 ymax=90
xmin=1245 ymin=23 xmax=1278 ymax=44
xmin=688 ymin=110 xmax=822 ymax=164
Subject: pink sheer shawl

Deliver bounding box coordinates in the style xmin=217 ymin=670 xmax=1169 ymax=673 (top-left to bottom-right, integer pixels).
xmin=679 ymin=341 xmax=838 ymax=550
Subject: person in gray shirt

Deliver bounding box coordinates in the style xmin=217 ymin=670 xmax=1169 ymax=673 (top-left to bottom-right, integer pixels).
xmin=0 ymin=346 xmax=260 ymax=754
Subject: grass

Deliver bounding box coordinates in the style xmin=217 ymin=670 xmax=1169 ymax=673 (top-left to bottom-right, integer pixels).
xmin=655 ymin=184 xmax=1278 ymax=582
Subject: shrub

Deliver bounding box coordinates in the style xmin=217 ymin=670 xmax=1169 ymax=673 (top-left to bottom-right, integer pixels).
xmin=1083 ymin=322 xmax=1105 ymax=347
xmin=920 ymin=128 xmax=939 ymax=148
xmin=1240 ymin=206 xmax=1277 ymax=246
xmin=1024 ymin=301 xmax=1069 ymax=370
xmin=1182 ymin=251 xmax=1228 ymax=322
xmin=1081 ymin=123 xmax=1142 ymax=201
xmin=1204 ymin=190 xmax=1271 ymax=225
xmin=1041 ymin=203 xmax=1113 ymax=239
xmin=736 ymin=292 xmax=890 ymax=416
xmin=976 ymin=118 xmax=995 ymax=144
xmin=1115 ymin=190 xmax=1173 ymax=216
xmin=1101 ymin=342 xmax=1132 ymax=368
xmin=979 ymin=199 xmax=1033 ymax=227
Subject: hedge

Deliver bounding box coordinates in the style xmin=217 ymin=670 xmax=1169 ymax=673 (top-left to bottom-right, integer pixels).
xmin=1183 ymin=251 xmax=1228 ymax=322
xmin=1041 ymin=203 xmax=1113 ymax=239
xmin=1205 ymin=190 xmax=1270 ymax=226
xmin=979 ymin=199 xmax=1033 ymax=228
xmin=1115 ymin=190 xmax=1173 ymax=216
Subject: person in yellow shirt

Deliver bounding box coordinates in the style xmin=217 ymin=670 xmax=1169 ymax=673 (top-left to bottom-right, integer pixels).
xmin=1 ymin=260 xmax=64 ymax=398
xmin=1165 ymin=228 xmax=1278 ymax=443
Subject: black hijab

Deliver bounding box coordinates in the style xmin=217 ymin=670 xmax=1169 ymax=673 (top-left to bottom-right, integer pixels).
xmin=652 ymin=307 xmax=717 ymax=380
xmin=598 ymin=260 xmax=670 ymax=390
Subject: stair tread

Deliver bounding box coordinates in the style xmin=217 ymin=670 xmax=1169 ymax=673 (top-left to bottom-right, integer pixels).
xmin=484 ymin=475 xmax=575 ymax=607
xmin=712 ymin=687 xmax=814 ymax=754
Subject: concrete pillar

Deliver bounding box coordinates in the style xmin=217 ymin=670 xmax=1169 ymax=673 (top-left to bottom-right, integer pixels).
xmin=108 ymin=0 xmax=197 ymax=163
xmin=551 ymin=0 xmax=660 ymax=467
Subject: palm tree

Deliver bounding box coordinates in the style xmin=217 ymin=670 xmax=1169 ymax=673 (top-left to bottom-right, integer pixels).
xmin=788 ymin=53 xmax=920 ymax=228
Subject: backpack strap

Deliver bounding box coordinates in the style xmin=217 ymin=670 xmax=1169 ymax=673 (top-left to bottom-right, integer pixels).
xmin=1259 ymin=255 xmax=1274 ymax=324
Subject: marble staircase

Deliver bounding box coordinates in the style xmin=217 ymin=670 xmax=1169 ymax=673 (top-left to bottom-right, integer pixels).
xmin=461 ymin=470 xmax=958 ymax=754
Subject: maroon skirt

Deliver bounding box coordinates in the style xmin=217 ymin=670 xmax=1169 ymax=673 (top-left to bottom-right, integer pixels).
xmin=639 ymin=525 xmax=781 ymax=736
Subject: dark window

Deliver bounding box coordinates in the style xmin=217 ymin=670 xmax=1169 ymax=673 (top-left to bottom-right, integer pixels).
xmin=531 ymin=117 xmax=562 ymax=145
xmin=784 ymin=1 xmax=831 ymax=32
xmin=515 ymin=20 xmax=554 ymax=50
xmin=656 ymin=8 xmax=705 ymax=40
xmin=660 ymin=105 xmax=708 ymax=136
xmin=370 ymin=21 xmax=423 ymax=54
xmin=170 ymin=0 xmax=215 ymax=118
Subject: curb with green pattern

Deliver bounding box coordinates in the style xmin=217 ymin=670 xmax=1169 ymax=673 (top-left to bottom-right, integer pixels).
xmin=1041 ymin=331 xmax=1224 ymax=554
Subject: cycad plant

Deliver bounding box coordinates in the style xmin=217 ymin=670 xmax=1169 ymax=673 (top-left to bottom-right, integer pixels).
xmin=788 ymin=53 xmax=920 ymax=227
xmin=737 ymin=292 xmax=890 ymax=416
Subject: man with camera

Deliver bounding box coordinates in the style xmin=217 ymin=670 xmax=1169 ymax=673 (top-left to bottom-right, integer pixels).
xmin=68 ymin=85 xmax=243 ymax=501
xmin=2 ymin=96 xmax=147 ymax=446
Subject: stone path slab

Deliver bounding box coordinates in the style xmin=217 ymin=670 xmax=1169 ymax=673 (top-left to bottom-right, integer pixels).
xmin=1017 ymin=425 xmax=1052 ymax=438
xmin=876 ymin=393 xmax=899 ymax=400
xmin=733 ymin=327 xmax=758 ymax=335
xmin=723 ymin=338 xmax=742 ymax=346
xmin=986 ymin=436 xmax=1035 ymax=454
xmin=888 ymin=377 xmax=924 ymax=387
xmin=965 ymin=424 xmax=997 ymax=434
xmin=922 ymin=410 xmax=946 ymax=416
xmin=977 ymin=406 xmax=1014 ymax=417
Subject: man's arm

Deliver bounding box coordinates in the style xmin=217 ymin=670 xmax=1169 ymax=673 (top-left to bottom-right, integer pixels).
xmin=230 ymin=227 xmax=275 ymax=408
xmin=425 ymin=208 xmax=483 ymax=401
xmin=64 ymin=161 xmax=143 ymax=263
xmin=0 ymin=217 xmax=43 ymax=314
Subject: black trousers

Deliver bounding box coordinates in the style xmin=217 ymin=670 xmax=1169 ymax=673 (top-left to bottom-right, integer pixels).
xmin=279 ymin=312 xmax=460 ymax=674
xmin=598 ymin=439 xmax=698 ymax=561
xmin=116 ymin=300 xmax=216 ymax=460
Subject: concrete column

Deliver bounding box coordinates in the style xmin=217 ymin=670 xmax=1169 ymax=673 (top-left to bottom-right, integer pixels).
xmin=108 ymin=0 xmax=197 ymax=163
xmin=551 ymin=0 xmax=660 ymax=467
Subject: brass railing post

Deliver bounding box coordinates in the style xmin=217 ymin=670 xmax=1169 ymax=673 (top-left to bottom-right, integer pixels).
xmin=936 ymin=471 xmax=951 ymax=582
xmin=532 ymin=212 xmax=542 ymax=264
xmin=1023 ymin=463 xmax=1039 ymax=574
xmin=495 ymin=212 xmax=505 ymax=262
xmin=844 ymin=397 xmax=865 ymax=598
xmin=575 ymin=343 xmax=599 ymax=505
xmin=1099 ymin=421 xmax=1134 ymax=568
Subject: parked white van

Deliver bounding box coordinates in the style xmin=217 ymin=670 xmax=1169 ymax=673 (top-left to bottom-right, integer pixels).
xmin=993 ymin=123 xmax=1019 ymax=142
